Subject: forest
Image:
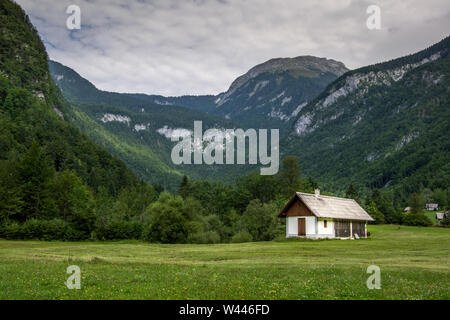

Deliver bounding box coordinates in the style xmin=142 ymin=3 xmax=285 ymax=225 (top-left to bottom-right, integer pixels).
xmin=1 ymin=124 xmax=448 ymax=243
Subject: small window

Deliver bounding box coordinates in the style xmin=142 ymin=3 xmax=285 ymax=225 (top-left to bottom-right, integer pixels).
xmin=324 ymin=220 xmax=327 ymax=228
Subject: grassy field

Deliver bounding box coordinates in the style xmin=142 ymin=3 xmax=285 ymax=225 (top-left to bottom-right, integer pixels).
xmin=0 ymin=225 xmax=449 ymax=300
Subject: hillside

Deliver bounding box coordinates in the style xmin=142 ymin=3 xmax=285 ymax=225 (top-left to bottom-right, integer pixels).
xmin=0 ymin=0 xmax=144 ymax=228
xmin=284 ymin=36 xmax=450 ymax=202
xmin=48 ymin=55 xmax=348 ymax=187
xmin=143 ymin=56 xmax=348 ymax=132
xmin=49 ymin=61 xmax=254 ymax=189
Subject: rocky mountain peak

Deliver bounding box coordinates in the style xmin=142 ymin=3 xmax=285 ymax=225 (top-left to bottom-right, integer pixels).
xmin=227 ymin=56 xmax=349 ymax=94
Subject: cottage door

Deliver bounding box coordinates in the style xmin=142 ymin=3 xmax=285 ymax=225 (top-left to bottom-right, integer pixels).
xmin=298 ymin=218 xmax=306 ymax=236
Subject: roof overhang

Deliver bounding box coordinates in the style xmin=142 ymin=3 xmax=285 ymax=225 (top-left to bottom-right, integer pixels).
xmin=277 ymin=193 xmax=300 ymax=218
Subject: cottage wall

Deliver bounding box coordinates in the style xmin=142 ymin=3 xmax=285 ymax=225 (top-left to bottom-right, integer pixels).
xmin=286 ymin=217 xmax=367 ymax=239
xmin=284 ymin=199 xmax=314 ymax=217
xmin=286 ymin=216 xmax=316 ymax=237
xmin=317 ymin=219 xmax=334 ymax=237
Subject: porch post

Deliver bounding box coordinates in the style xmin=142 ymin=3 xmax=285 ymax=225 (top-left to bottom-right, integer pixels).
xmin=350 ymin=221 xmax=353 ymax=239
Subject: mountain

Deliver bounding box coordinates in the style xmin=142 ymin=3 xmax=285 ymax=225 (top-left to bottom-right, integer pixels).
xmin=142 ymin=56 xmax=348 ymax=132
xmin=49 ymin=61 xmax=253 ymax=189
xmin=47 ymin=19 xmax=449 ymax=203
xmin=0 ymin=0 xmax=144 ymax=226
xmin=211 ymin=56 xmax=348 ymax=128
xmin=49 ymin=55 xmax=348 ymax=188
xmin=284 ymin=36 xmax=450 ymax=202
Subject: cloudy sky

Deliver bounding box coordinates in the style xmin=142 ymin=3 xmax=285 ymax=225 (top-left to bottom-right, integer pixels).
xmin=16 ymin=0 xmax=450 ymax=96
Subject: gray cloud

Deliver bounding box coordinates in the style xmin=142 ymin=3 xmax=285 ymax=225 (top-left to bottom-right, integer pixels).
xmin=16 ymin=0 xmax=450 ymax=96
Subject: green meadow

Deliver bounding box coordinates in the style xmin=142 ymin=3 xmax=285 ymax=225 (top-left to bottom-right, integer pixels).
xmin=0 ymin=225 xmax=449 ymax=300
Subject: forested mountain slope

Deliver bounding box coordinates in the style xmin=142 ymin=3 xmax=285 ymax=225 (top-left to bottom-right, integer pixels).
xmin=284 ymin=36 xmax=450 ymax=203
xmin=49 ymin=61 xmax=254 ymax=189
xmin=0 ymin=0 xmax=145 ymax=229
xmin=48 ymin=55 xmax=348 ymax=187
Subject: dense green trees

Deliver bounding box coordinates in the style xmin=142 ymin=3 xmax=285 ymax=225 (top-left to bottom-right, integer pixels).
xmin=402 ymin=193 xmax=432 ymax=226
xmin=239 ymin=200 xmax=282 ymax=241
xmin=136 ymin=156 xmax=311 ymax=244
xmin=366 ymin=200 xmax=385 ymax=225
xmin=362 ymin=188 xmax=443 ymax=227
xmin=345 ymin=184 xmax=358 ymax=201
xmin=370 ymin=190 xmax=402 ymax=224
xmin=0 ymin=0 xmax=145 ymax=240
xmin=278 ymin=156 xmax=303 ymax=198
xmin=0 ymin=156 xmax=22 ymax=220
xmin=52 ymin=170 xmax=96 ymax=235
xmin=143 ymin=193 xmax=202 ymax=243
xmin=409 ymin=193 xmax=423 ymax=215
xmin=17 ymin=141 xmax=56 ymax=221
xmin=2 ymin=140 xmax=442 ymax=243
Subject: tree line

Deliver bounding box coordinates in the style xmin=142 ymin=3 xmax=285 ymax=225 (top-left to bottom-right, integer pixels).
xmin=1 ymin=148 xmax=448 ymax=242
xmin=345 ymin=184 xmax=449 ymax=227
xmin=0 ymin=154 xmax=317 ymax=242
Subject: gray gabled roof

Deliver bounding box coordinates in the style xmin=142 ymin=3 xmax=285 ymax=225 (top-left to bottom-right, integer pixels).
xmin=296 ymin=192 xmax=374 ymax=221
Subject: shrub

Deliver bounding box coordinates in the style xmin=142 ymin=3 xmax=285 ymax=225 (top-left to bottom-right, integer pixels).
xmin=0 ymin=219 xmax=83 ymax=240
xmin=0 ymin=221 xmax=23 ymax=239
xmin=94 ymin=220 xmax=143 ymax=240
xmin=52 ymin=170 xmax=96 ymax=236
xmin=23 ymin=219 xmax=84 ymax=240
xmin=440 ymin=217 xmax=450 ymax=226
xmin=403 ymin=213 xmax=432 ymax=227
xmin=240 ymin=200 xmax=280 ymax=241
xmin=231 ymin=230 xmax=253 ymax=243
xmin=366 ymin=201 xmax=385 ymax=224
xmin=142 ymin=192 xmax=201 ymax=243
xmin=385 ymin=211 xmax=403 ymax=225
xmin=188 ymin=231 xmax=221 ymax=244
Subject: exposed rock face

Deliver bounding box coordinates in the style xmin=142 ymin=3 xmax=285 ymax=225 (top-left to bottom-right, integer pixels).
xmin=157 ymin=126 xmax=192 ymax=139
xmin=134 ymin=124 xmax=147 ymax=132
xmin=294 ymin=52 xmax=443 ymax=135
xmin=101 ymin=113 xmax=131 ymax=125
xmin=53 ymin=107 xmax=64 ymax=119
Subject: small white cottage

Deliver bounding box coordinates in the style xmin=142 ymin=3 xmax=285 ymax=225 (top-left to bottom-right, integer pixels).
xmin=278 ymin=190 xmax=374 ymax=239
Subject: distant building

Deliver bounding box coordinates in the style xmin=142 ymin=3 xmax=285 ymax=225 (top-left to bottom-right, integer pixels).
xmin=278 ymin=189 xmax=374 ymax=239
xmin=426 ymin=203 xmax=439 ymax=211
xmin=436 ymin=212 xmax=449 ymax=221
